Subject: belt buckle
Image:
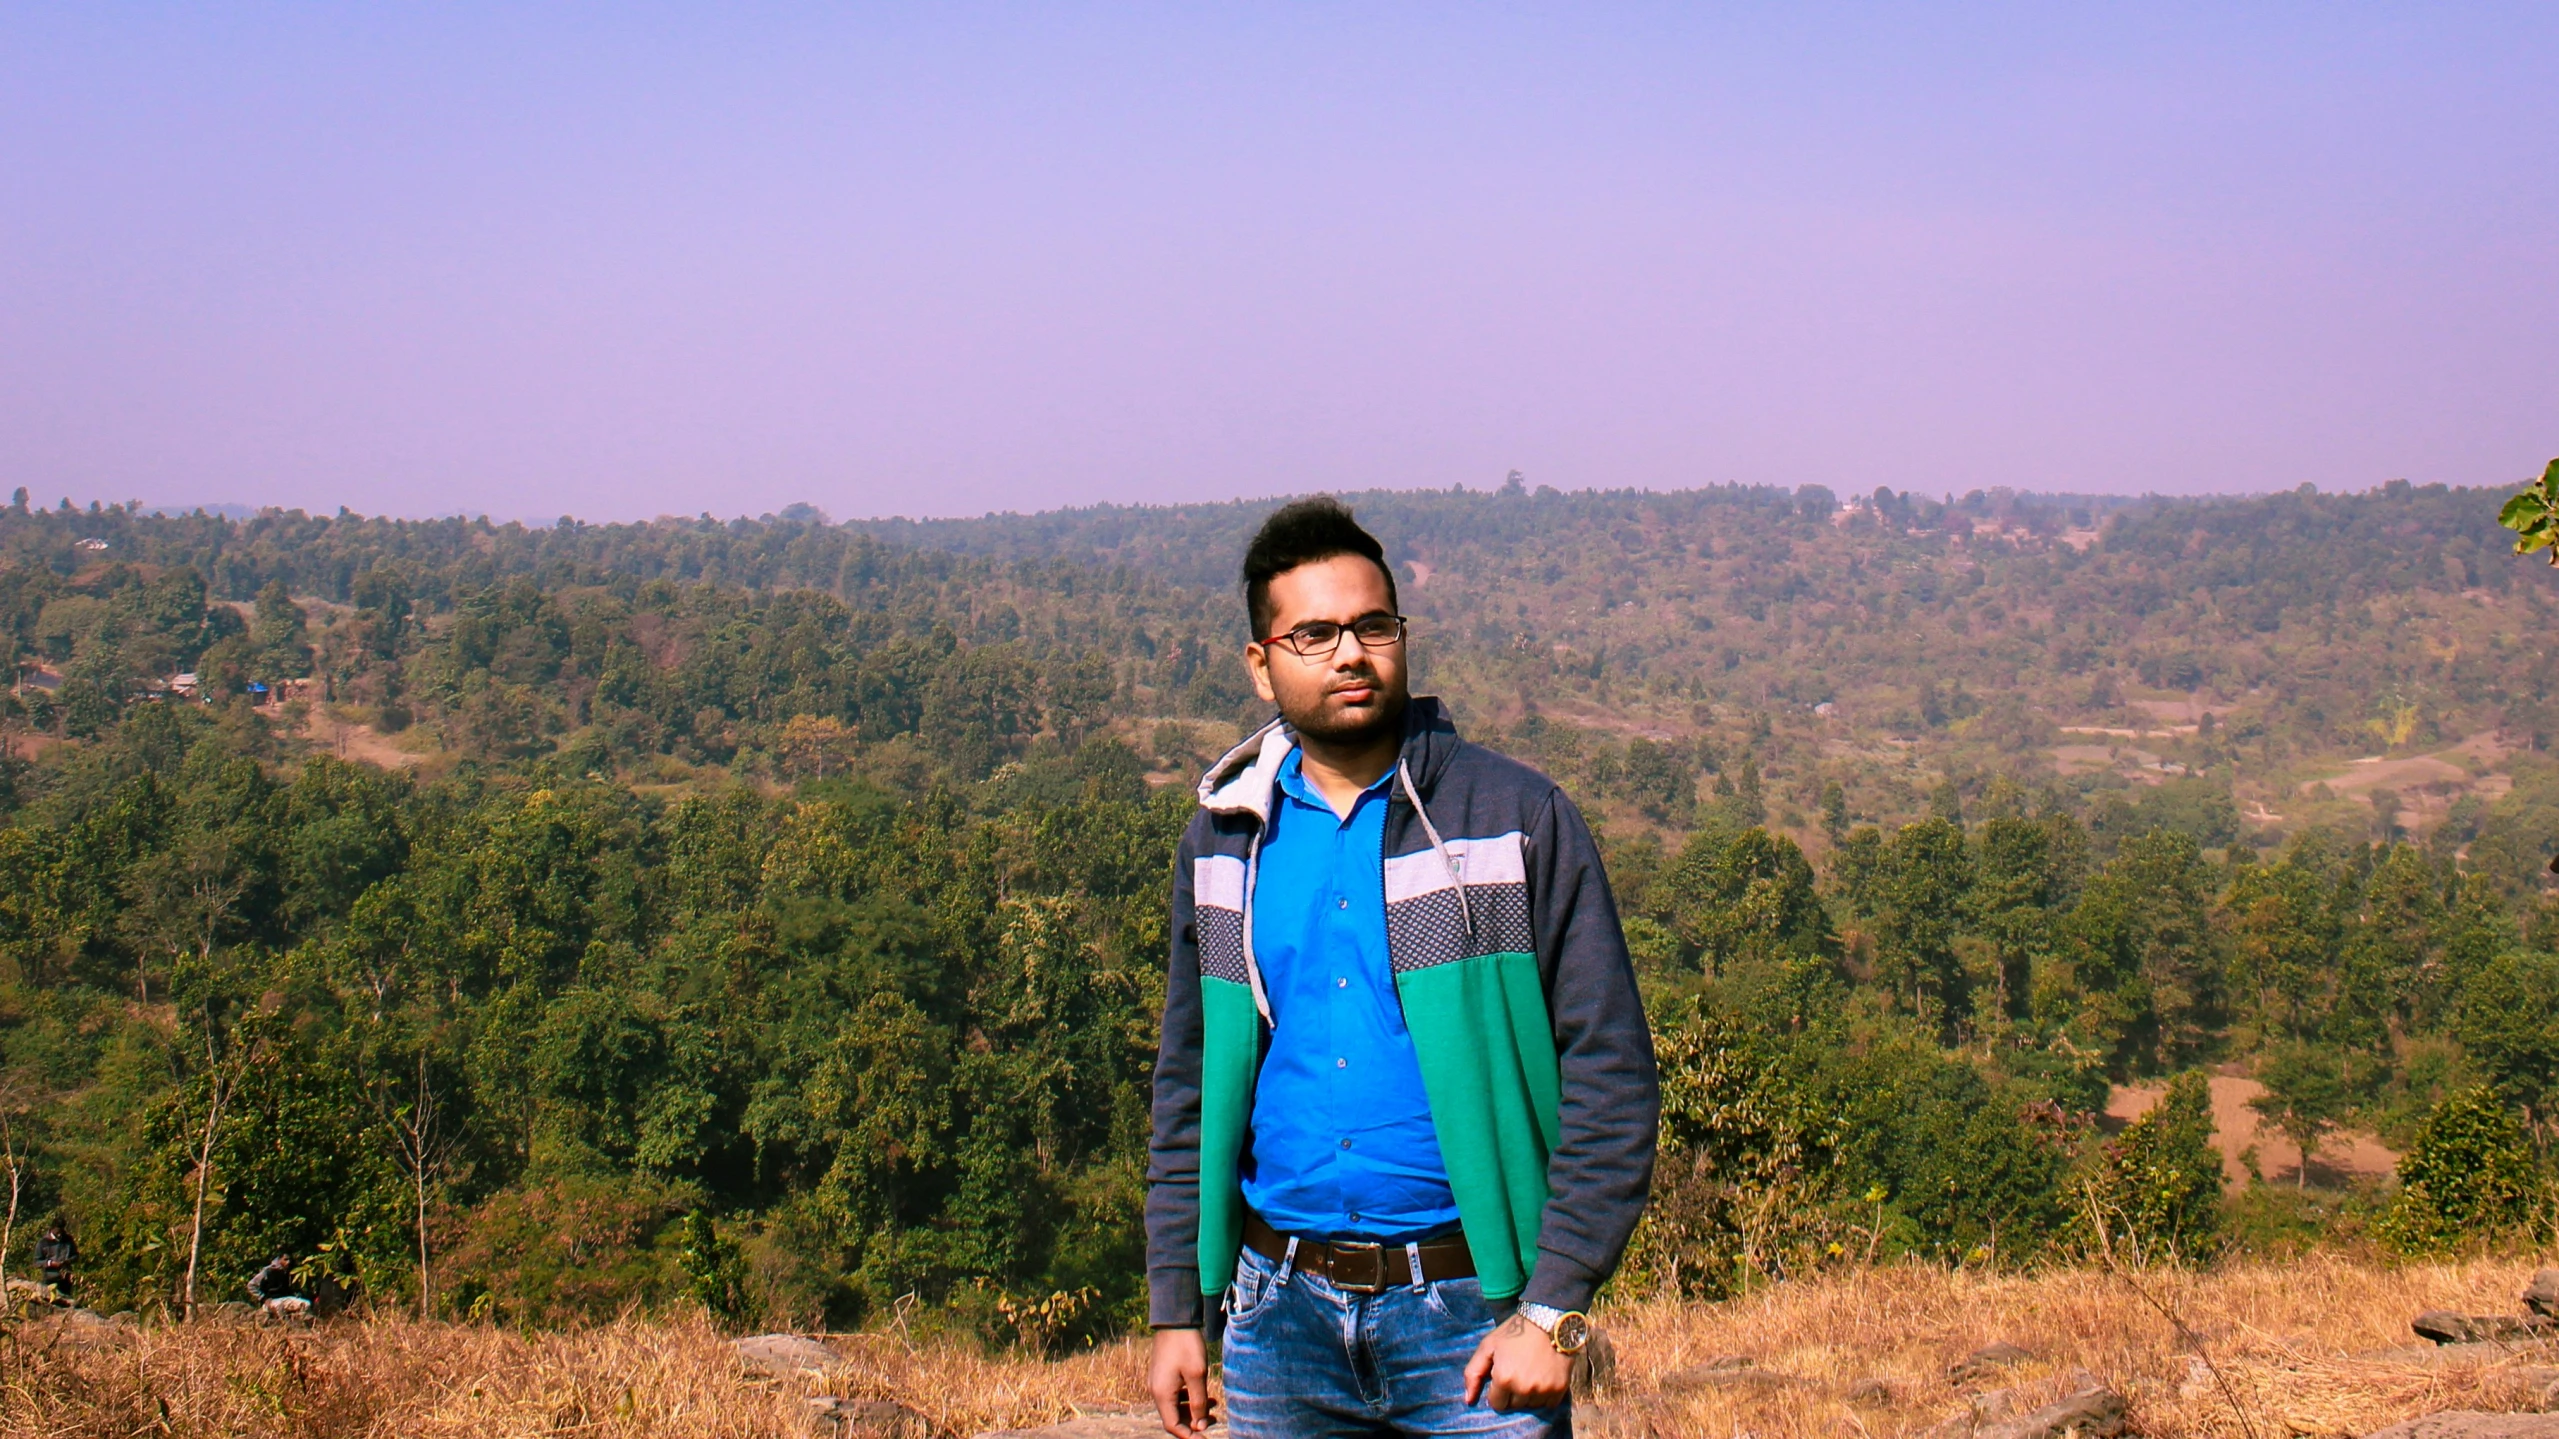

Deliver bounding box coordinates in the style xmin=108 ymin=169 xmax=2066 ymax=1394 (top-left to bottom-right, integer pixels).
xmin=1331 ymin=1240 xmax=1387 ymax=1293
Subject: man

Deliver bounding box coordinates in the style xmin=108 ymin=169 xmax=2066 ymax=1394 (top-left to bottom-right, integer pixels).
xmin=248 ymin=1252 xmax=310 ymax=1319
xmin=1147 ymin=498 xmax=1659 ymax=1438
xmin=34 ymin=1219 xmax=78 ymax=1301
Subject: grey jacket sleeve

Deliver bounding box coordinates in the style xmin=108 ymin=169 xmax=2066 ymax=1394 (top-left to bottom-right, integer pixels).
xmin=1520 ymin=786 xmax=1660 ymax=1312
xmin=1143 ymin=814 xmax=1209 ymax=1327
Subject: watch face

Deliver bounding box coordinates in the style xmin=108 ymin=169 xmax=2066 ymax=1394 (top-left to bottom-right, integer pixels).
xmin=1552 ymin=1312 xmax=1591 ymax=1353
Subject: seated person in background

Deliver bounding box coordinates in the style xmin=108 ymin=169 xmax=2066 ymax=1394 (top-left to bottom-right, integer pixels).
xmin=248 ymin=1252 xmax=311 ymax=1318
xmin=34 ymin=1220 xmax=78 ymax=1300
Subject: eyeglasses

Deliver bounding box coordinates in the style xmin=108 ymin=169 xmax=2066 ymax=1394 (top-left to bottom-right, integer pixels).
xmin=1257 ymin=613 xmax=1409 ymax=660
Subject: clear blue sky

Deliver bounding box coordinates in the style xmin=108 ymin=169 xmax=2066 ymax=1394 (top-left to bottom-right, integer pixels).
xmin=3 ymin=4 xmax=2552 ymax=521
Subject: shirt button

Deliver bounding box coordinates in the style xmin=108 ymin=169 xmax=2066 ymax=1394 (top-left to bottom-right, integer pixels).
xmin=1349 ymin=1212 xmax=1362 ymax=1223
xmin=1340 ymin=1138 xmax=1353 ymax=1149
xmin=1336 ymin=977 xmax=1347 ymax=988
xmin=1337 ymin=1057 xmax=1347 ymax=1069
xmin=1338 ymin=897 xmax=1348 ymax=909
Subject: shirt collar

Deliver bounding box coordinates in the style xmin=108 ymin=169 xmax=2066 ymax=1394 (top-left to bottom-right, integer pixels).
xmin=1276 ymin=747 xmax=1395 ymax=810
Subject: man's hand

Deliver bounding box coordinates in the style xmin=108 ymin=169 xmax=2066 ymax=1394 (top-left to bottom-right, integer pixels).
xmin=1149 ymin=1327 xmax=1216 ymax=1438
xmin=1462 ymin=1311 xmax=1575 ymax=1411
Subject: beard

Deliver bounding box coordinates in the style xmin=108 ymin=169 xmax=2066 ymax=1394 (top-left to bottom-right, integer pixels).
xmin=1275 ymin=664 xmax=1408 ymax=746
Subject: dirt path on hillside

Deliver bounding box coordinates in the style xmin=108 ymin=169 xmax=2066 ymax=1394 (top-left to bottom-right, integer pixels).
xmin=2108 ymin=1075 xmax=2398 ymax=1190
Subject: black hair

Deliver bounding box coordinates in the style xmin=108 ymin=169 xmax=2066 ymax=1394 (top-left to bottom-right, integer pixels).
xmin=1241 ymin=497 xmax=1398 ymax=639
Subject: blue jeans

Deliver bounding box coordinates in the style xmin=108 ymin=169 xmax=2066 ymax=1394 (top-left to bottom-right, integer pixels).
xmin=1218 ymin=1244 xmax=1569 ymax=1438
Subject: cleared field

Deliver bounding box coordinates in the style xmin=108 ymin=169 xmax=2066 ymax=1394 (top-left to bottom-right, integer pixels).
xmin=2285 ymin=731 xmax=2515 ymax=829
xmin=2108 ymin=1075 xmax=2399 ymax=1188
xmin=296 ymin=706 xmax=430 ymax=769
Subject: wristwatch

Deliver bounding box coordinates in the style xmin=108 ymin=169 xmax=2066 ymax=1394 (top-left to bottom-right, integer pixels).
xmin=1517 ymin=1302 xmax=1592 ymax=1354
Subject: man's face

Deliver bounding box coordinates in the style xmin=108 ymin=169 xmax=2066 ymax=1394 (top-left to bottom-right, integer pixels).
xmin=1246 ymin=554 xmax=1408 ymax=744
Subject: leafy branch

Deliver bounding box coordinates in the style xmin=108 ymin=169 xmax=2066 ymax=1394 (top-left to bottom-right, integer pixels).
xmin=2496 ymin=458 xmax=2559 ymax=565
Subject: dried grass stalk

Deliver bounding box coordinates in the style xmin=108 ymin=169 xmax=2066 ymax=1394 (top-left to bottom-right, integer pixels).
xmin=2 ymin=1257 xmax=2550 ymax=1439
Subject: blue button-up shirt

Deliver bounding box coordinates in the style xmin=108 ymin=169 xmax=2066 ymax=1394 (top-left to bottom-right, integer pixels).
xmin=1238 ymin=749 xmax=1461 ymax=1241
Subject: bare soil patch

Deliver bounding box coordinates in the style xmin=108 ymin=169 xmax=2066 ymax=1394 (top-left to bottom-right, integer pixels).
xmin=2287 ymin=732 xmax=2514 ymax=837
xmin=1 ymin=728 xmax=68 ymax=761
xmin=2312 ymin=754 xmax=2475 ymax=800
xmin=2299 ymin=732 xmax=2510 ymax=802
xmin=2109 ymin=1076 xmax=2398 ymax=1189
xmin=2052 ymin=743 xmax=2121 ymax=775
xmin=295 ymin=709 xmax=427 ymax=770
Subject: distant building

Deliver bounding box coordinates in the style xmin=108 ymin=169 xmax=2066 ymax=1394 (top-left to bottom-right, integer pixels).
xmin=75 ymin=537 xmax=108 ymax=552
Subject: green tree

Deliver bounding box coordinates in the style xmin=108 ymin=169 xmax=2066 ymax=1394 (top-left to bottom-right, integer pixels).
xmin=1667 ymin=827 xmax=1830 ymax=977
xmin=1928 ymin=779 xmax=1963 ymax=825
xmin=1700 ymin=754 xmax=1766 ymax=832
xmin=249 ymin=580 xmax=312 ymax=680
xmin=2085 ymin=1071 xmax=2221 ymax=1264
xmin=1966 ymin=814 xmax=2081 ymax=1021
xmin=2379 ymin=1085 xmax=2538 ymax=1253
xmin=2247 ymin=1043 xmax=2352 ymax=1188
xmin=2218 ymin=847 xmax=2339 ymax=1043
xmin=1819 ymin=779 xmax=1849 ymax=843
xmin=1853 ymin=819 xmax=1973 ymax=1038
xmin=2454 ymin=950 xmax=2559 ymax=1135
xmin=677 ymin=1210 xmax=753 ymax=1324
xmin=2347 ymin=845 xmax=2453 ymax=1033
xmin=1619 ymin=738 xmax=1698 ymax=827
xmin=2049 ymin=831 xmax=2220 ymax=1076
xmin=921 ymin=644 xmax=1038 ymax=779
xmin=1629 ymin=999 xmax=1829 ymax=1298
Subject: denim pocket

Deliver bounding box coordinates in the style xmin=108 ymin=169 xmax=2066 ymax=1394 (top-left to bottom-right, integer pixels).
xmin=1225 ymin=1250 xmax=1278 ymax=1326
xmin=1424 ymin=1275 xmax=1491 ymax=1321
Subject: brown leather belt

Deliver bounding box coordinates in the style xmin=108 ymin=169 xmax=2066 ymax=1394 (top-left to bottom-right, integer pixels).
xmin=1242 ymin=1211 xmax=1475 ymax=1293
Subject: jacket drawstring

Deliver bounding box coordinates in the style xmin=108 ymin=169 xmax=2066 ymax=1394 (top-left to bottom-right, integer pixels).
xmin=1396 ymin=758 xmax=1474 ymax=945
xmin=1240 ymin=822 xmax=1273 ymax=1021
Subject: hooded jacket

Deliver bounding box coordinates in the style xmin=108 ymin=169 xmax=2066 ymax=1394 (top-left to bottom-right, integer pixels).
xmin=35 ymin=1231 xmax=76 ymax=1271
xmin=1145 ymin=696 xmax=1659 ymax=1327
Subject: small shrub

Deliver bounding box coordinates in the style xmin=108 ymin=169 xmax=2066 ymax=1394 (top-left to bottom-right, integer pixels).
xmin=2221 ymin=1181 xmax=2383 ymax=1259
xmin=1620 ymin=999 xmax=1834 ymax=1298
xmin=676 ymin=1211 xmax=753 ymax=1326
xmin=2378 ymin=1084 xmax=2539 ymax=1254
xmin=2082 ymin=1071 xmax=2222 ymax=1264
xmin=439 ymin=1173 xmax=695 ymax=1325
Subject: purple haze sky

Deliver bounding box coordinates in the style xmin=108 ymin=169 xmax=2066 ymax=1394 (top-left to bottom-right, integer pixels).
xmin=3 ymin=5 xmax=2554 ymax=522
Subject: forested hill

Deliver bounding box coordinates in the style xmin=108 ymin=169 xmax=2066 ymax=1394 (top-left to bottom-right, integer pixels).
xmin=859 ymin=480 xmax=2154 ymax=591
xmin=870 ymin=476 xmax=2557 ymax=880
xmin=2 ymin=479 xmax=2557 ymax=1341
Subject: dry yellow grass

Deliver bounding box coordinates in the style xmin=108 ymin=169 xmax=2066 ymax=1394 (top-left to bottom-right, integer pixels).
xmin=0 ymin=1313 xmax=809 ymax=1438
xmin=3 ymin=1257 xmax=2553 ymax=1438
xmin=1596 ymin=1254 xmax=2555 ymax=1438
